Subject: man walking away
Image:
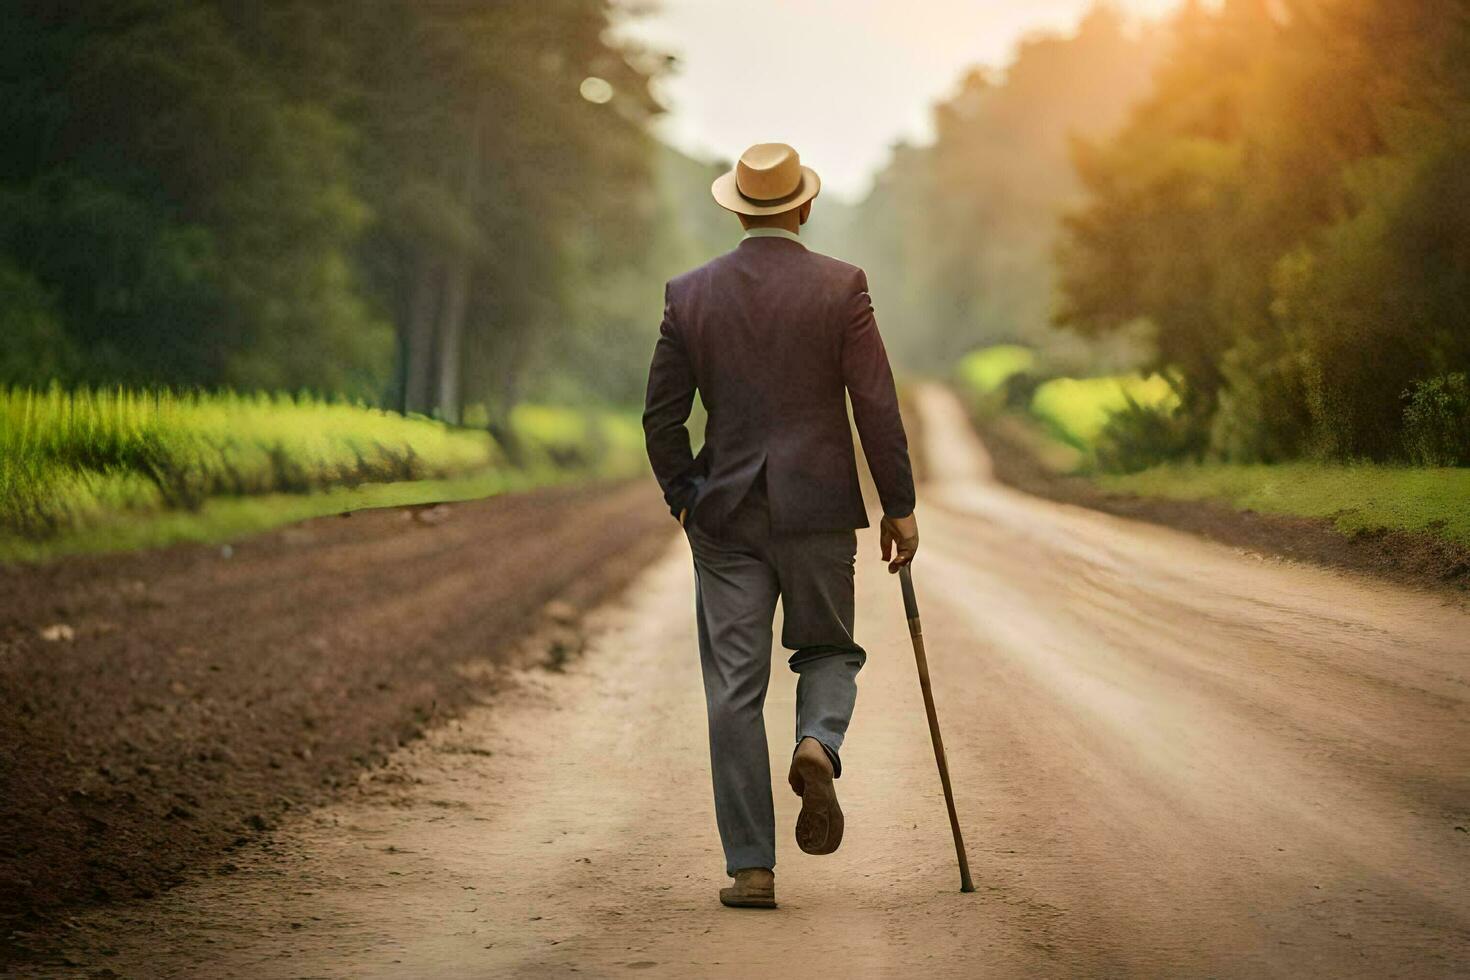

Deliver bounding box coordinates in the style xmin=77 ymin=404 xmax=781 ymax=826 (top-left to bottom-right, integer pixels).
xmin=643 ymin=142 xmax=919 ymax=909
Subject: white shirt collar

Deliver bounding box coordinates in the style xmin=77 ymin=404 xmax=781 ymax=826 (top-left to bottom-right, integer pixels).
xmin=741 ymin=227 xmax=805 ymax=247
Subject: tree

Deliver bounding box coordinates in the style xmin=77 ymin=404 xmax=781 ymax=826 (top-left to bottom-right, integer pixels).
xmin=1055 ymin=0 xmax=1470 ymax=461
xmin=835 ymin=5 xmax=1166 ymax=372
xmin=0 ymin=0 xmax=679 ymax=419
xmin=0 ymin=0 xmax=393 ymax=395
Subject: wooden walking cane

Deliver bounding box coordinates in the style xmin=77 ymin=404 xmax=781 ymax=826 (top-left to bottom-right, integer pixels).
xmin=898 ymin=563 xmax=976 ymax=893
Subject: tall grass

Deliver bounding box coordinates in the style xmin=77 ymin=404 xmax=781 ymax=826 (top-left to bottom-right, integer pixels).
xmin=0 ymin=387 xmax=638 ymax=540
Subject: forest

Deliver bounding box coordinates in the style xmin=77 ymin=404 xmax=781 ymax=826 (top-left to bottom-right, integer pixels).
xmin=0 ymin=0 xmax=726 ymax=426
xmin=1 ymin=0 xmax=1466 ymax=549
xmin=841 ymin=0 xmax=1470 ymax=469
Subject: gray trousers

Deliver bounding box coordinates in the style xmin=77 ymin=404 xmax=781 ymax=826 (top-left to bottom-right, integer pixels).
xmin=685 ymin=480 xmax=866 ymax=876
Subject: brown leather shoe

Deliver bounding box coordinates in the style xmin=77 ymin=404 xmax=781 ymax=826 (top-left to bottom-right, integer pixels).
xmin=719 ymin=867 xmax=776 ymax=909
xmin=790 ymin=737 xmax=844 ymax=855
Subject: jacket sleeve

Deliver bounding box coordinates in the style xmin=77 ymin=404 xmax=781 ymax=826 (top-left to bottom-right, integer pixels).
xmin=642 ymin=283 xmax=703 ymax=520
xmin=841 ymin=269 xmax=915 ymax=519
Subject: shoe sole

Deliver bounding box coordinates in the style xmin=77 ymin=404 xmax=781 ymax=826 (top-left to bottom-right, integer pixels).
xmin=793 ymin=755 xmax=844 ymax=855
xmin=719 ymin=889 xmax=777 ymax=909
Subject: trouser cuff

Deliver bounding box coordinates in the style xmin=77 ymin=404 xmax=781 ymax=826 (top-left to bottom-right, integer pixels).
xmin=725 ymin=844 xmax=776 ymax=878
xmin=794 ymin=734 xmax=842 ymax=779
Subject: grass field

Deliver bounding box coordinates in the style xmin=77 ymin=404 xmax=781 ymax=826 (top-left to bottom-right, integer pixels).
xmin=1 ymin=386 xmax=643 ymax=559
xmin=1099 ymin=462 xmax=1470 ymax=544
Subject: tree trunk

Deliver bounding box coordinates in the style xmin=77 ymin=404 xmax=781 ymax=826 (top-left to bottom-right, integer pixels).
xmin=433 ymin=100 xmax=486 ymax=425
xmin=435 ymin=256 xmax=471 ymax=424
xmin=403 ymin=249 xmax=440 ymax=415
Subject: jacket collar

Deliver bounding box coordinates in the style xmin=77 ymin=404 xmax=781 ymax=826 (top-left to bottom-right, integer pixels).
xmin=740 ymin=227 xmax=806 ymax=249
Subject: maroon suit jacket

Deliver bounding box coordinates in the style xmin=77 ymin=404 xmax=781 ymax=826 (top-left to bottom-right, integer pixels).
xmin=642 ymin=234 xmax=914 ymax=534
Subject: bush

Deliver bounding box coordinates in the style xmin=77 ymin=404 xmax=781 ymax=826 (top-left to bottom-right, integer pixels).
xmin=957 ymin=345 xmax=1036 ymax=396
xmin=1095 ymin=395 xmax=1206 ymax=473
xmin=954 ymin=345 xmax=1041 ymax=419
xmin=999 ymin=370 xmax=1045 ymax=411
xmin=1029 ymin=373 xmax=1178 ymax=450
xmin=1401 ymin=373 xmax=1470 ymax=466
xmin=0 ymin=264 xmax=77 ymax=385
xmin=1208 ymin=339 xmax=1313 ymax=463
xmin=506 ymin=405 xmax=645 ymax=478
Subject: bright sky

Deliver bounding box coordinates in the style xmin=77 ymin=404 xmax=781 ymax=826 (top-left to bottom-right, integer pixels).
xmin=615 ymin=0 xmax=1183 ymax=201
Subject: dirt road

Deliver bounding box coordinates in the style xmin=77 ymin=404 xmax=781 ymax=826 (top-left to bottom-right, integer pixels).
xmin=39 ymin=386 xmax=1470 ymax=978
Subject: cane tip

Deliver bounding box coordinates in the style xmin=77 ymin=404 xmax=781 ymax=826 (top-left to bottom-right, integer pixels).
xmin=960 ymin=881 xmax=976 ymax=893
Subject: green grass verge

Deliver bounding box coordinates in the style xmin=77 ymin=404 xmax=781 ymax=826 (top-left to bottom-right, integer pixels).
xmin=1 ymin=384 xmax=646 ymax=561
xmin=0 ymin=460 xmax=641 ymax=563
xmin=2 ymin=386 xmax=497 ymax=536
xmin=1099 ymin=462 xmax=1470 ymax=544
xmin=951 ymin=351 xmax=1468 ymax=547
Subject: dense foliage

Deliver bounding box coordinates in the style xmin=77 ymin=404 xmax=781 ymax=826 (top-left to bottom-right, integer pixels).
xmin=6 ymin=1 xmax=1463 ymax=472
xmin=846 ymin=0 xmax=1467 ymax=468
xmin=830 ymin=9 xmax=1165 ymax=373
xmin=1054 ymin=0 xmax=1470 ymax=463
xmin=0 ymin=1 xmax=722 ymax=419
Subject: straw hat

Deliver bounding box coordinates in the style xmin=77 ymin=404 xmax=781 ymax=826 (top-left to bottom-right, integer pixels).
xmin=711 ymin=142 xmax=821 ymax=216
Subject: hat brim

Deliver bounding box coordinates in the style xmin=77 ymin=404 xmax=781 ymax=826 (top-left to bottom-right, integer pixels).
xmin=711 ymin=166 xmax=821 ymax=216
